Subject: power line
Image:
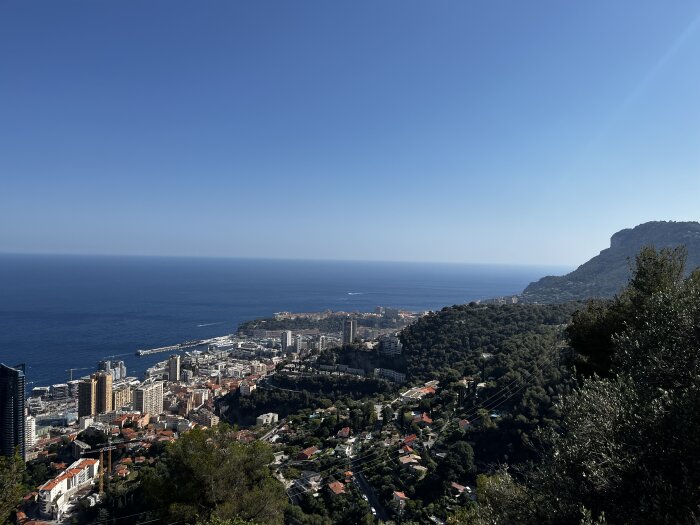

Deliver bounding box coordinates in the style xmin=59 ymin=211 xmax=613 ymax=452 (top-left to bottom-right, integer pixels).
xmin=285 ymin=343 xmax=563 ymax=500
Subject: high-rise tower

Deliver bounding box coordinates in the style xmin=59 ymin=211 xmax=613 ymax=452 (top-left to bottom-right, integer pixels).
xmin=343 ymin=318 xmax=357 ymax=344
xmin=0 ymin=363 xmax=26 ymax=458
xmin=133 ymin=381 xmax=164 ymax=416
xmin=93 ymin=372 xmax=113 ymax=414
xmin=78 ymin=377 xmax=96 ymax=418
xmin=280 ymin=330 xmax=292 ymax=353
xmin=168 ymin=355 xmax=181 ymax=382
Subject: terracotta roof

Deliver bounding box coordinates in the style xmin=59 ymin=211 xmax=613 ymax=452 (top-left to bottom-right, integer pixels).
xmin=393 ymin=491 xmax=408 ymax=499
xmin=328 ymin=481 xmax=345 ymax=495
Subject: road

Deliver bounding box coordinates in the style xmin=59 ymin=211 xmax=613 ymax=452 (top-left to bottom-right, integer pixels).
xmin=260 ymin=419 xmax=285 ymax=442
xmin=354 ymin=471 xmax=391 ymax=523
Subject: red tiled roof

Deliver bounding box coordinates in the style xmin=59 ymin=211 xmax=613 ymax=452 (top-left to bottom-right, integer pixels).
xmin=328 ymin=481 xmax=345 ymax=495
xmin=298 ymin=446 xmax=319 ymax=459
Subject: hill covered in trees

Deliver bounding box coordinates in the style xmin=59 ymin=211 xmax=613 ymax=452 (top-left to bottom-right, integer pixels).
xmin=522 ymin=221 xmax=700 ymax=303
xmin=451 ymin=246 xmax=700 ymax=524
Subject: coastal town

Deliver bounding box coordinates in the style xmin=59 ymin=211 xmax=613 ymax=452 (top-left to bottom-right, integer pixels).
xmin=3 ymin=306 xmax=484 ymax=524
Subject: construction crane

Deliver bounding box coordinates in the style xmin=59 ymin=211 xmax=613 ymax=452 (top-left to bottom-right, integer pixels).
xmin=65 ymin=367 xmax=92 ymax=381
xmin=82 ymin=438 xmax=146 ymax=493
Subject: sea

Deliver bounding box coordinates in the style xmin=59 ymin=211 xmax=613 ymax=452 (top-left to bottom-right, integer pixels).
xmin=0 ymin=254 xmax=567 ymax=390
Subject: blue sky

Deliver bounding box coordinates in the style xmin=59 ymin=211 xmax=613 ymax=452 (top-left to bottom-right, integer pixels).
xmin=1 ymin=1 xmax=699 ymax=265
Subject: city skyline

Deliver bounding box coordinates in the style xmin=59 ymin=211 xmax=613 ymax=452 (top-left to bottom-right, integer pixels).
xmin=2 ymin=2 xmax=700 ymax=266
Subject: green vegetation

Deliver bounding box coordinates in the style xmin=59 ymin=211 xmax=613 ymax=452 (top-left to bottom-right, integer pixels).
xmin=0 ymin=451 xmax=25 ymax=525
xmin=140 ymin=426 xmax=286 ymax=524
xmin=401 ymin=301 xmax=577 ymax=384
xmin=452 ymin=246 xmax=700 ymax=524
xmin=220 ymin=375 xmax=394 ymax=426
xmin=238 ymin=312 xmax=404 ymax=335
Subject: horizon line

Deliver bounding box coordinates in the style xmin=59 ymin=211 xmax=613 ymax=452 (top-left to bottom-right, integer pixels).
xmin=0 ymin=250 xmax=574 ymax=271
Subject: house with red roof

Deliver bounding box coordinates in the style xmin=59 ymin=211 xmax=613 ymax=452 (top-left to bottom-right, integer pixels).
xmin=297 ymin=446 xmax=319 ymax=461
xmin=327 ymin=481 xmax=346 ymax=496
xmin=393 ymin=491 xmax=409 ymax=511
xmin=403 ymin=434 xmax=417 ymax=445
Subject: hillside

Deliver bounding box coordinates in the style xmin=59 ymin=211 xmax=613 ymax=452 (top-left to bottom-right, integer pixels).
xmin=522 ymin=221 xmax=700 ymax=303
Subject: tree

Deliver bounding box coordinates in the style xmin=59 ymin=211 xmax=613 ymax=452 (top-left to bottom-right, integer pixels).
xmin=451 ymin=246 xmax=700 ymax=525
xmin=141 ymin=426 xmax=286 ymax=524
xmin=567 ymin=245 xmax=688 ymax=377
xmin=0 ymin=451 xmax=25 ymax=525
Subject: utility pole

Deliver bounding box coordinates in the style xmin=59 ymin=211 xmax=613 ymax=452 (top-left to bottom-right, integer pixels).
xmin=107 ymin=438 xmax=112 ymax=490
xmin=99 ymin=449 xmax=104 ymax=495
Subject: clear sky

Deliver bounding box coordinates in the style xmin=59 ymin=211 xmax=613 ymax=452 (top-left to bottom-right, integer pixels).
xmin=1 ymin=1 xmax=699 ymax=266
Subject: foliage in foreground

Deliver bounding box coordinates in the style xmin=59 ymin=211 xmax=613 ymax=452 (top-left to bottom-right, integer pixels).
xmin=140 ymin=426 xmax=286 ymax=524
xmin=451 ymin=246 xmax=700 ymax=525
xmin=0 ymin=451 xmax=25 ymax=525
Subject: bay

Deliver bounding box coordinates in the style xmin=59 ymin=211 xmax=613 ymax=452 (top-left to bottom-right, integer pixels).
xmin=0 ymin=254 xmax=567 ymax=389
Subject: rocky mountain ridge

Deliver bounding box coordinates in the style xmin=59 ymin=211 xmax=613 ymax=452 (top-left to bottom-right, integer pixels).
xmin=522 ymin=221 xmax=700 ymax=303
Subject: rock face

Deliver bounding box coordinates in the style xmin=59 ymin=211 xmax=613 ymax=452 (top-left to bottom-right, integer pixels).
xmin=522 ymin=221 xmax=700 ymax=303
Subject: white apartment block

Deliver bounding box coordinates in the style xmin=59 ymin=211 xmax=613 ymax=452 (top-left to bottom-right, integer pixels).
xmin=133 ymin=380 xmax=164 ymax=416
xmin=239 ymin=381 xmax=256 ymax=396
xmin=38 ymin=458 xmax=100 ymax=519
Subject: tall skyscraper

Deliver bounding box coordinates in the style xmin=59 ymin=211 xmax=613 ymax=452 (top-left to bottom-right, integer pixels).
xmin=78 ymin=378 xmax=96 ymax=418
xmin=343 ymin=318 xmax=357 ymax=344
xmin=0 ymin=363 xmax=26 ymax=458
xmin=168 ymin=355 xmax=181 ymax=382
xmin=134 ymin=381 xmax=164 ymax=416
xmin=280 ymin=330 xmax=292 ymax=353
xmin=93 ymin=372 xmax=113 ymax=413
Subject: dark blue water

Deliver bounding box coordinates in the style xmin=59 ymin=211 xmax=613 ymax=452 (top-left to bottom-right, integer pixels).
xmin=0 ymin=254 xmax=566 ymax=388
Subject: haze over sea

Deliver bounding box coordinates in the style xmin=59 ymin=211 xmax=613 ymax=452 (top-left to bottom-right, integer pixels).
xmin=0 ymin=254 xmax=567 ymax=389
